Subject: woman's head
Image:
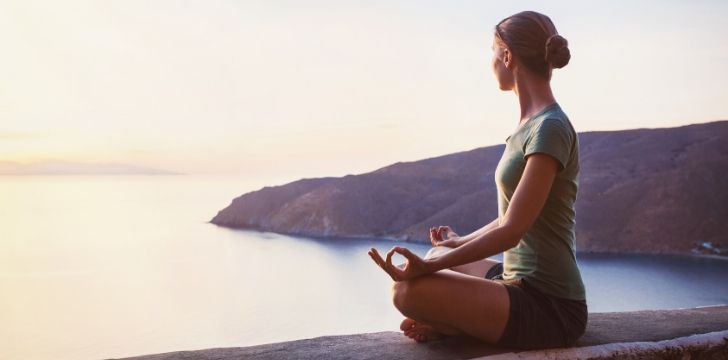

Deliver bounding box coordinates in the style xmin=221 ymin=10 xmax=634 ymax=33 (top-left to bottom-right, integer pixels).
xmin=491 ymin=11 xmax=570 ymax=90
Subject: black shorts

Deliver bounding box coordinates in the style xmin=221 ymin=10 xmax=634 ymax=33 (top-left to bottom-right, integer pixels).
xmin=485 ymin=262 xmax=588 ymax=350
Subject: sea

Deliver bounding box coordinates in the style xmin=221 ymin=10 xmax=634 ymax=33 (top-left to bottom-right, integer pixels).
xmin=1 ymin=175 xmax=726 ymax=360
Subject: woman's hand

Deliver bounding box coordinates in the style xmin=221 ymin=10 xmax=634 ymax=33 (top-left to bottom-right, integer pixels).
xmin=368 ymin=246 xmax=431 ymax=282
xmin=430 ymin=226 xmax=462 ymax=248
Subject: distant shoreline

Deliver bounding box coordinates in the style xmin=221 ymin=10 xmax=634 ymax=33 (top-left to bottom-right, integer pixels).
xmin=210 ymin=225 xmax=728 ymax=261
xmin=0 ymin=173 xmax=185 ymax=176
xmin=0 ymin=160 xmax=181 ymax=176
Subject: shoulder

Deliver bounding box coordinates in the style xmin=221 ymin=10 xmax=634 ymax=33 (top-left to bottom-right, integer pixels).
xmin=523 ymin=106 xmax=575 ymax=171
xmin=527 ymin=117 xmax=572 ymax=144
xmin=528 ymin=106 xmax=575 ymax=141
xmin=537 ymin=105 xmax=570 ymax=128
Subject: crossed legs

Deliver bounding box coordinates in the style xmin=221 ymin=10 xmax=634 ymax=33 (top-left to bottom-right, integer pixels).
xmin=393 ymin=246 xmax=510 ymax=344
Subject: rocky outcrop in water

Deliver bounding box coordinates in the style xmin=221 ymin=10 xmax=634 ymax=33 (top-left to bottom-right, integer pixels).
xmin=211 ymin=121 xmax=728 ymax=255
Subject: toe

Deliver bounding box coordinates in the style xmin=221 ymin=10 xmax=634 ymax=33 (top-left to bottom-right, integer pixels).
xmin=400 ymin=318 xmax=417 ymax=331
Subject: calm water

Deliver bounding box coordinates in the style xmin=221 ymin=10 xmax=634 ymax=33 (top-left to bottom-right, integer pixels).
xmin=1 ymin=176 xmax=726 ymax=360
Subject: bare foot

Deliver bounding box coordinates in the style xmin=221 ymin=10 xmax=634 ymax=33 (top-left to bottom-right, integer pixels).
xmin=399 ymin=317 xmax=446 ymax=342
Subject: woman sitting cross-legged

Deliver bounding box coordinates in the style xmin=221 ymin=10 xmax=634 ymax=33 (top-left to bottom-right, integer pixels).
xmin=368 ymin=10 xmax=587 ymax=350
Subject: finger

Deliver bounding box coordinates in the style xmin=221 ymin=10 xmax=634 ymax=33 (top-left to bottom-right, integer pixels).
xmin=386 ymin=247 xmax=406 ymax=273
xmin=368 ymin=248 xmax=380 ymax=261
xmin=370 ymin=248 xmax=398 ymax=281
xmin=385 ymin=248 xmax=408 ymax=280
xmin=438 ymin=226 xmax=448 ymax=238
xmin=431 ymin=227 xmax=440 ymax=242
xmin=430 ymin=229 xmax=439 ymax=246
xmin=368 ymin=248 xmax=387 ymax=268
xmin=385 ymin=247 xmax=396 ymax=268
xmin=395 ymin=251 xmax=411 ymax=271
xmin=375 ymin=249 xmax=391 ymax=270
xmin=394 ymin=246 xmax=416 ymax=260
xmin=443 ymin=226 xmax=456 ymax=239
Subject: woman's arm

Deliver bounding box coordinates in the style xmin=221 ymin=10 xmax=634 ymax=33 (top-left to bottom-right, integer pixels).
xmin=453 ymin=217 xmax=501 ymax=245
xmin=431 ymin=218 xmax=500 ymax=248
xmin=424 ymin=153 xmax=559 ymax=272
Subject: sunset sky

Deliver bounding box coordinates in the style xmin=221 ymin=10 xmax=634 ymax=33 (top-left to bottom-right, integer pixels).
xmin=1 ymin=0 xmax=726 ymax=184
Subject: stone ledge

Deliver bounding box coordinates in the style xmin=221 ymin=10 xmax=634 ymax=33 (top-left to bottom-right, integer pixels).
xmin=116 ymin=304 xmax=728 ymax=360
xmin=481 ymin=330 xmax=728 ymax=359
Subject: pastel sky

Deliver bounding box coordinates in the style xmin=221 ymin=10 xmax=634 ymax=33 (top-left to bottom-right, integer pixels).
xmin=1 ymin=0 xmax=726 ymax=183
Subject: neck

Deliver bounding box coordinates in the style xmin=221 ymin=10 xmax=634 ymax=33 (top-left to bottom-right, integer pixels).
xmin=512 ymin=69 xmax=556 ymax=125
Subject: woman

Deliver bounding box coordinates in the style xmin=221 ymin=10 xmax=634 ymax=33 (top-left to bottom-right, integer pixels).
xmin=368 ymin=10 xmax=587 ymax=350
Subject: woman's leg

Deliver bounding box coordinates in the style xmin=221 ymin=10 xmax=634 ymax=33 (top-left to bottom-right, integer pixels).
xmin=399 ymin=246 xmax=507 ymax=342
xmin=392 ymin=269 xmax=510 ymax=344
xmin=425 ymin=246 xmax=501 ymax=278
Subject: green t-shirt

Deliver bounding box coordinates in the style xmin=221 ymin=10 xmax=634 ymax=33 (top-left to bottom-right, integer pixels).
xmin=494 ymin=102 xmax=586 ymax=301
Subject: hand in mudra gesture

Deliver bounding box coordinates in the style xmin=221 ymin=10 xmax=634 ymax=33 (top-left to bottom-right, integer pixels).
xmin=368 ymin=246 xmax=431 ymax=282
xmin=430 ymin=225 xmax=462 ymax=248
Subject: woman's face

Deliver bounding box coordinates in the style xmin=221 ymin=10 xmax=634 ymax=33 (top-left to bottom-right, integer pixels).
xmin=491 ymin=35 xmax=514 ymax=91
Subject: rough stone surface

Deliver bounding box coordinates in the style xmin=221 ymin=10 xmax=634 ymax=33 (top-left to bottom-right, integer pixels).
xmin=481 ymin=330 xmax=728 ymax=359
xmin=115 ymin=305 xmax=728 ymax=360
xmin=575 ymin=305 xmax=728 ymax=346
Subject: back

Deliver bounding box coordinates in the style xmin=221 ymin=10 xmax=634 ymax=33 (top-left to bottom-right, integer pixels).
xmin=494 ymin=102 xmax=586 ymax=301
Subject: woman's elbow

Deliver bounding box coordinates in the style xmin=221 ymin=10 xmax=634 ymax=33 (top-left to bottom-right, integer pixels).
xmin=499 ymin=224 xmax=526 ymax=249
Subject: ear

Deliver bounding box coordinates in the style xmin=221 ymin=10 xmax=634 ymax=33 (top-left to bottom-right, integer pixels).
xmin=503 ymin=48 xmax=513 ymax=69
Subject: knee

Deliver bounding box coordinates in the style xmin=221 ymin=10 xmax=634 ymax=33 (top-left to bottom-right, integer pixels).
xmin=391 ymin=279 xmax=419 ymax=313
xmin=425 ymin=246 xmax=451 ymax=260
xmin=391 ymin=281 xmax=408 ymax=311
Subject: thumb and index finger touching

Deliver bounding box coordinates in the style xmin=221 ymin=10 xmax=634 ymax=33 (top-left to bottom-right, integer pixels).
xmin=438 ymin=225 xmax=453 ymax=237
xmin=430 ymin=226 xmax=453 ymax=245
xmin=368 ymin=248 xmax=400 ymax=280
xmin=369 ymin=246 xmax=416 ymax=270
xmin=386 ymin=246 xmax=418 ymax=268
xmin=368 ymin=248 xmax=394 ymax=270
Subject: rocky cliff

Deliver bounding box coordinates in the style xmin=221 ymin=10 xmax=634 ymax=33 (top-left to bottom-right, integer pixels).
xmin=211 ymin=121 xmax=728 ymax=256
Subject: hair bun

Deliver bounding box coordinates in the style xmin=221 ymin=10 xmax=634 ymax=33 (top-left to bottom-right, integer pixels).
xmin=545 ymin=34 xmax=570 ymax=69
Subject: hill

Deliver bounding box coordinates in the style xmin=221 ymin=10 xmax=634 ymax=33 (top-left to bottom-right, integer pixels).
xmin=211 ymin=121 xmax=728 ymax=256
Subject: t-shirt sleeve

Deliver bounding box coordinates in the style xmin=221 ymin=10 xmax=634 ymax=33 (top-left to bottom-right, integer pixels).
xmin=523 ymin=118 xmax=572 ymax=171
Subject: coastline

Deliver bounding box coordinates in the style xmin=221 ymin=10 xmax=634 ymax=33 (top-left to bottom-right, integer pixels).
xmin=209 ymin=224 xmax=728 ymax=260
